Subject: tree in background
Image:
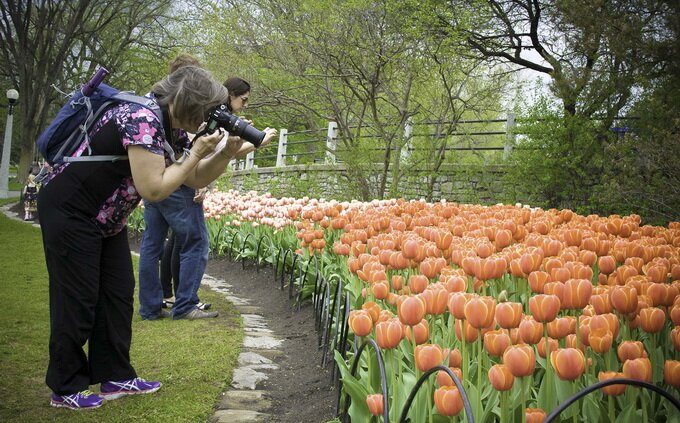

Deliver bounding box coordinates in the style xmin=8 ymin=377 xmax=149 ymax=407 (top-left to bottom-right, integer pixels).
xmin=195 ymin=0 xmax=506 ymax=200
xmin=424 ymin=0 xmax=677 ymax=218
xmin=0 ymin=0 xmax=178 ymax=184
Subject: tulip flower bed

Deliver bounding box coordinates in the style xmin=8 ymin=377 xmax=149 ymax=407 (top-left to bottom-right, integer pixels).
xmin=130 ymin=190 xmax=680 ymax=422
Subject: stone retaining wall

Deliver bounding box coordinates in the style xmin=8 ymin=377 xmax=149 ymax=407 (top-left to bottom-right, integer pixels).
xmin=220 ymin=163 xmax=515 ymax=204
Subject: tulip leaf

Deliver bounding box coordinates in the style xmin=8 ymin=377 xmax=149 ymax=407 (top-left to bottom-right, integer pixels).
xmin=553 ymin=377 xmax=578 ymax=419
xmin=615 ymin=401 xmax=639 ymax=423
xmin=481 ymin=388 xmax=499 ymax=422
xmin=333 ymin=350 xmax=371 ymax=423
xmin=581 ymin=389 xmax=601 ymax=423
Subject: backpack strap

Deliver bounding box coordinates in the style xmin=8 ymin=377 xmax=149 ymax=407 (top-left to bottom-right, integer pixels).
xmin=62 ymin=93 xmax=182 ymax=164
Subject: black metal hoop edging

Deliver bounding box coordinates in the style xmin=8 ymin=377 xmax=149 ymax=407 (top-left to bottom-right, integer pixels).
xmin=239 ymin=233 xmax=256 ymax=269
xmin=255 ymin=234 xmax=274 ymax=273
xmin=227 ymin=231 xmax=244 ymax=261
xmin=544 ymin=378 xmax=680 ymax=423
xmin=283 ymin=249 xmax=298 ymax=291
xmin=288 ymin=254 xmax=299 ymax=299
xmin=322 ymin=276 xmax=344 ymax=368
xmin=340 ymin=338 xmax=390 ymax=423
xmin=315 ymin=277 xmax=329 ymax=332
xmin=296 ymin=255 xmax=320 ymax=310
xmin=398 ymin=365 xmax=474 ymax=423
xmin=335 ymin=292 xmax=352 ymax=416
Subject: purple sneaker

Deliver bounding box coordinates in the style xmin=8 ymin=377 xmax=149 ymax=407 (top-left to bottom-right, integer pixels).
xmin=100 ymin=377 xmax=161 ymax=400
xmin=50 ymin=390 xmax=104 ymax=410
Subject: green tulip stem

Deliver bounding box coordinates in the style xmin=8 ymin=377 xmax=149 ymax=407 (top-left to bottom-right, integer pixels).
xmin=412 ymin=330 xmax=420 ymax=423
xmin=608 ymin=395 xmax=615 ymax=423
xmin=501 ymin=389 xmax=508 ymax=423
xmin=544 ymin=325 xmax=553 ymax=410
xmin=572 ymin=380 xmax=578 ymax=423
xmin=428 ymin=378 xmax=434 ymax=423
xmin=477 ymin=337 xmax=483 ymax=421
xmin=521 ymin=376 xmax=528 ymax=423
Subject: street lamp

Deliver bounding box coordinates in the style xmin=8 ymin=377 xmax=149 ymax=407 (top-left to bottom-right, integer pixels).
xmin=0 ymin=89 xmax=19 ymax=198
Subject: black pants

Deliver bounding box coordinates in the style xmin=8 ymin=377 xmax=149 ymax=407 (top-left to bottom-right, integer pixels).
xmin=160 ymin=231 xmax=179 ymax=298
xmin=39 ymin=202 xmax=137 ymax=395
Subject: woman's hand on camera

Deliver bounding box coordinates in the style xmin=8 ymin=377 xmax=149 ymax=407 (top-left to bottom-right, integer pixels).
xmin=191 ymin=128 xmax=224 ymax=159
xmin=261 ymin=128 xmax=278 ymax=148
xmin=222 ymin=135 xmax=245 ymax=159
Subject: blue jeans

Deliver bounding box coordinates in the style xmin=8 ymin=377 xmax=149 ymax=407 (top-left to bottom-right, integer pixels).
xmin=138 ymin=185 xmax=208 ymax=319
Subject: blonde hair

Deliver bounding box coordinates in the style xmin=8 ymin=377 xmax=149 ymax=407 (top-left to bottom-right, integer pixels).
xmin=152 ymin=65 xmax=230 ymax=127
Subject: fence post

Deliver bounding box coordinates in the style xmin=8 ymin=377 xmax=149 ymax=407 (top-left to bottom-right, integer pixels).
xmin=325 ymin=121 xmax=338 ymax=163
xmin=504 ymin=113 xmax=515 ymax=160
xmin=400 ymin=118 xmax=413 ymax=162
xmin=276 ymin=128 xmax=288 ymax=167
xmin=246 ymin=151 xmax=255 ymax=170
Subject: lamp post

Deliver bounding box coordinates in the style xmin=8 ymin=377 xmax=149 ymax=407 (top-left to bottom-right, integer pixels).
xmin=0 ymin=89 xmax=19 ymax=198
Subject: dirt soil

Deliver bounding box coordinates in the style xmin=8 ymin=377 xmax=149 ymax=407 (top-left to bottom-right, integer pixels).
xmin=205 ymin=256 xmax=338 ymax=423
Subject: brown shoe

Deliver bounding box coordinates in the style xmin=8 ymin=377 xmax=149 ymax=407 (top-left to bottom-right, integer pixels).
xmin=183 ymin=308 xmax=219 ymax=320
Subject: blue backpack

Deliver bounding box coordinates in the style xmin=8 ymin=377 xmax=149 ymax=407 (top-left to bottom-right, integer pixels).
xmin=37 ymin=82 xmax=169 ymax=167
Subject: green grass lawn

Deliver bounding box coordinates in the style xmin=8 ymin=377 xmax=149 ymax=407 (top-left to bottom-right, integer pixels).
xmin=0 ymin=201 xmax=244 ymax=422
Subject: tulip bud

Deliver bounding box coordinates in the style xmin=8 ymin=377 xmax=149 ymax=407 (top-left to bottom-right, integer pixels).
xmin=617 ymin=340 xmax=647 ymax=363
xmin=464 ymin=296 xmax=497 ymax=329
xmin=375 ymin=318 xmax=404 ymax=350
xmin=484 ymin=330 xmax=512 ymax=357
xmin=664 ymin=360 xmax=680 ymax=388
xmin=348 ymin=310 xmax=373 ymax=337
xmin=503 ymin=344 xmax=536 ymax=377
xmin=415 ymin=343 xmax=444 ymax=372
xmin=434 ymin=386 xmax=464 ymax=417
xmin=495 ymin=301 xmax=523 ymax=329
xmin=526 ymin=407 xmax=547 ymax=423
xmin=488 ymin=364 xmax=514 ymax=391
xmin=529 ymin=294 xmax=561 ymax=323
xmin=598 ymin=371 xmax=626 ymax=396
xmin=623 ymin=357 xmax=652 ymax=382
xmin=436 ymin=367 xmax=463 ymax=387
xmin=366 ymin=394 xmax=384 ymax=416
xmin=551 ymin=348 xmax=586 ymax=381
xmin=398 ymin=295 xmax=426 ymax=326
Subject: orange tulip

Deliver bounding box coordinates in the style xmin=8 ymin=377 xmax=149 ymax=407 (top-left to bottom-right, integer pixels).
xmin=673 ymin=326 xmax=680 ymax=352
xmin=610 ymin=285 xmax=638 ymax=314
xmin=543 ymin=282 xmax=564 ymax=302
xmin=664 ymin=360 xmax=680 ymax=388
xmin=551 ymin=348 xmax=586 ymax=381
xmin=398 ymin=295 xmax=426 ymax=326
xmin=547 ymin=317 xmax=573 ymax=339
xmin=421 ymin=287 xmax=448 ymax=315
xmin=415 ymin=343 xmax=444 ymax=372
xmin=519 ymin=316 xmax=544 ymax=344
xmin=528 ymin=271 xmax=550 ymax=293
xmin=617 ymin=340 xmax=647 ymax=362
xmin=454 ymin=319 xmax=479 ymax=343
xmin=488 ymin=364 xmax=514 ymax=391
xmin=639 ymin=307 xmax=666 ymax=333
xmin=348 ymin=310 xmax=373 ymax=337
xmin=405 ymin=319 xmax=430 ymax=345
xmin=671 ymin=306 xmax=680 ymax=326
xmin=590 ymin=293 xmax=613 ymax=314
xmin=562 ymin=278 xmax=593 ymax=309
xmin=495 ymin=301 xmax=523 ymax=329
xmin=443 ymin=275 xmax=467 ymax=293
xmin=366 ymin=394 xmax=384 ymax=416
xmin=589 ymin=313 xmax=620 ymax=340
xmin=434 ymin=386 xmax=464 ymax=417
xmin=588 ymin=327 xmax=613 ymax=353
xmin=372 ymin=281 xmax=390 ymax=300
xmin=537 ymin=336 xmax=559 ymax=359
xmin=362 ymin=301 xmax=381 ymax=323
xmin=464 ymin=296 xmax=497 ymax=329
xmin=375 ymin=318 xmax=404 ymax=350
xmin=391 ymin=275 xmax=404 ymax=291
xmin=484 ymin=330 xmax=512 ymax=357
xmin=402 ymin=239 xmax=419 ymax=259
xmin=448 ymin=348 xmax=462 ymax=367
xmin=526 ymin=407 xmax=547 ymax=423
xmin=436 ymin=367 xmax=463 ymax=387
xmin=420 ymin=259 xmax=439 ymax=279
xmin=622 ymin=357 xmax=652 ymax=382
xmin=598 ymin=371 xmax=627 ymax=396
xmin=529 ymin=294 xmax=561 ymax=323
xmin=447 ymin=292 xmax=472 ymax=320
xmin=598 ymin=256 xmax=617 ymax=275
xmin=503 ymin=344 xmax=536 ymax=377
xmin=408 ymin=274 xmax=429 ymax=294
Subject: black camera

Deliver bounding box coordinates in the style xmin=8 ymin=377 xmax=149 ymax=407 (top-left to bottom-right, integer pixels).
xmin=204 ymin=104 xmax=265 ymax=147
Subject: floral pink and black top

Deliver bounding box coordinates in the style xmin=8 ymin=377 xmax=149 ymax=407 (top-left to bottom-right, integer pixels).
xmin=42 ymin=101 xmax=189 ymax=237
